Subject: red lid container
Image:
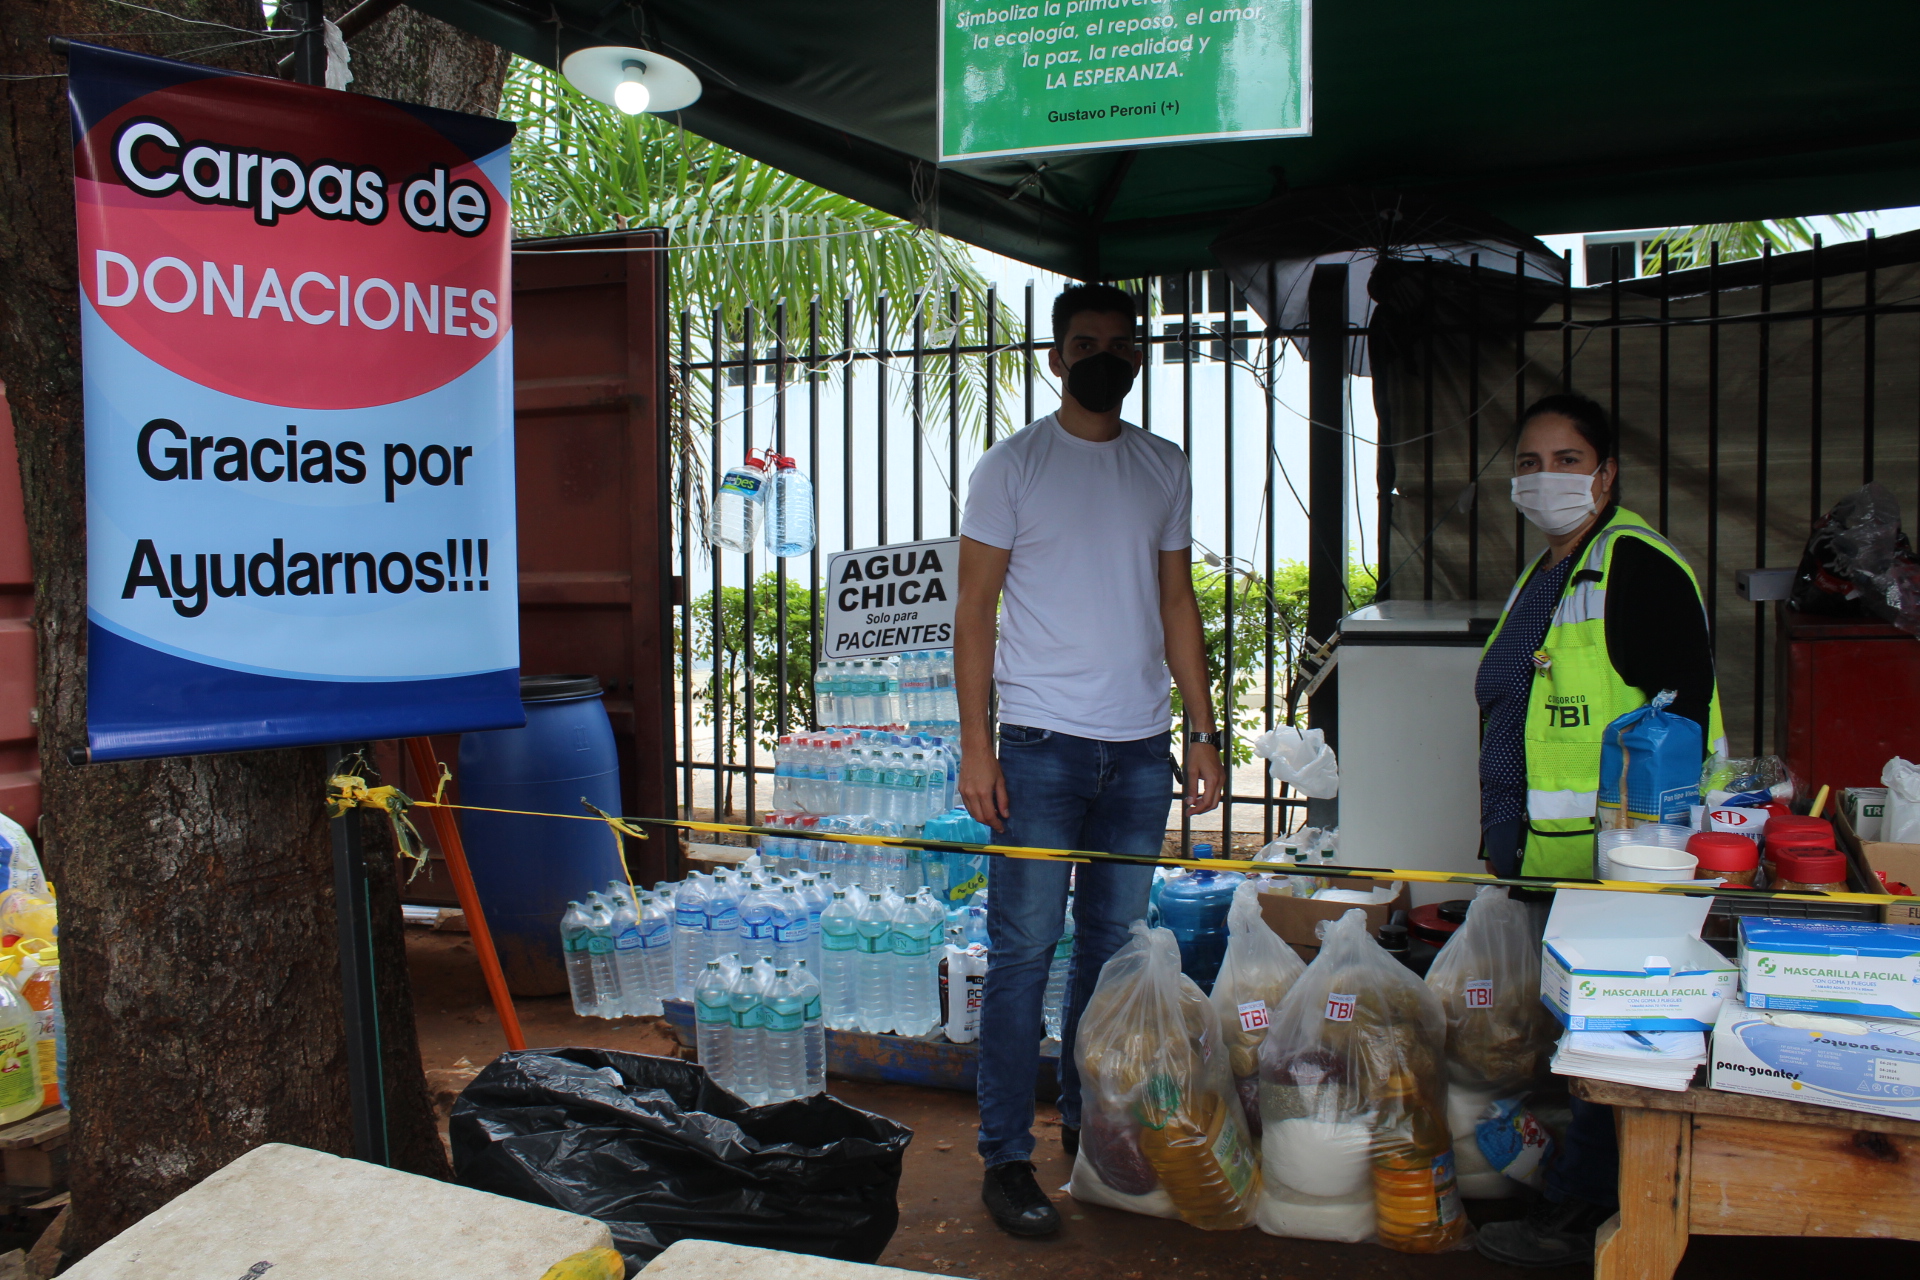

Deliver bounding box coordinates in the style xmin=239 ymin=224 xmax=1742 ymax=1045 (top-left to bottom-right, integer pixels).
xmin=1773 ymin=848 xmax=1847 ymax=885
xmin=1765 ymin=815 xmax=1833 ymax=842
xmin=1687 ymin=832 xmax=1759 ymax=872
xmin=1767 ymin=827 xmax=1837 ymax=858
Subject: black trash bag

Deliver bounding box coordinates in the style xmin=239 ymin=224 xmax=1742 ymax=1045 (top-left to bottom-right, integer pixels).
xmin=450 ymin=1048 xmax=912 ymax=1269
xmin=1791 ymin=483 xmax=1920 ymax=633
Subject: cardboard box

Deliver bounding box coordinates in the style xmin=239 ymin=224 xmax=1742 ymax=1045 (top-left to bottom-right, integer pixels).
xmin=1829 ymin=804 xmax=1919 ymax=924
xmin=1710 ymin=999 xmax=1920 ymax=1121
xmin=1541 ymin=890 xmax=1737 ymax=1031
xmin=1739 ymin=917 xmax=1920 ymax=1021
xmin=1258 ymin=877 xmax=1408 ymax=962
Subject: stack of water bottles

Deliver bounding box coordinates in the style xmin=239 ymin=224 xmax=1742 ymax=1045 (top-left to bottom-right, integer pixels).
xmin=559 ymin=881 xmax=677 ymax=1018
xmin=812 ymin=652 xmax=959 ymax=734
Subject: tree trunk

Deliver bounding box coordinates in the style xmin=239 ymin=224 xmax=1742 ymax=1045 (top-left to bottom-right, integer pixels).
xmin=0 ymin=1 xmax=506 ymax=1258
xmin=345 ymin=5 xmax=511 ymax=117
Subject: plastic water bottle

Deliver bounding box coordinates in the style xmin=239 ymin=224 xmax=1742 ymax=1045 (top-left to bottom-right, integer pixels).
xmin=796 ymin=875 xmax=828 ymax=974
xmin=1156 ymin=861 xmax=1244 ymax=992
xmin=672 ymin=876 xmax=710 ymax=998
xmin=560 ymin=900 xmax=600 ymax=1016
xmin=846 ymin=746 xmax=874 ymax=815
xmin=761 ymin=968 xmax=808 ymax=1102
xmin=582 ymin=894 xmax=624 ymax=1016
xmin=819 ymin=890 xmax=861 ymax=1030
xmin=890 ymin=890 xmax=943 ymax=1037
xmin=932 ymin=650 xmax=957 ymax=726
xmin=706 ymin=871 xmax=743 ymax=968
xmin=637 ymin=889 xmax=675 ymax=1013
xmin=823 ymin=737 xmax=848 ymax=813
xmin=764 ymin=454 xmax=816 ymax=558
xmin=605 ymin=883 xmax=652 ymax=1016
xmin=708 ymin=451 xmax=770 ymax=553
xmin=853 ymin=891 xmax=893 ymax=1033
xmin=793 ymin=962 xmax=827 ymax=1097
xmin=775 ymin=883 xmax=813 ymax=971
xmin=814 ymin=662 xmax=835 ymax=728
xmin=879 ymin=655 xmax=903 ymax=726
xmin=729 ymin=961 xmax=770 ymax=1105
xmin=739 ymin=879 xmax=780 ymax=968
xmin=1042 ymin=903 xmax=1075 ymax=1041
xmin=694 ymin=961 xmax=735 ymax=1091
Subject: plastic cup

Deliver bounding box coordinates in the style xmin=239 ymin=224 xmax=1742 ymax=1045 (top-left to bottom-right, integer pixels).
xmin=1605 ymin=844 xmax=1700 ymax=883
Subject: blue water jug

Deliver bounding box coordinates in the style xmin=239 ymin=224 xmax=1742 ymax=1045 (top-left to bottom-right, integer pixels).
xmin=1157 ymin=857 xmax=1244 ymax=993
xmin=458 ymin=674 xmax=626 ymax=996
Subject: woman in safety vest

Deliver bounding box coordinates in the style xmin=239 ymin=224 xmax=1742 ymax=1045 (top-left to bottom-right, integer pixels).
xmin=1475 ymin=393 xmax=1723 ymax=882
xmin=1472 ymin=393 xmax=1721 ymax=1271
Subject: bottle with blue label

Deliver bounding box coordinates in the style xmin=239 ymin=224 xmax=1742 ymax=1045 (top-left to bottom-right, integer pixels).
xmin=707 ymin=450 xmax=770 ymax=554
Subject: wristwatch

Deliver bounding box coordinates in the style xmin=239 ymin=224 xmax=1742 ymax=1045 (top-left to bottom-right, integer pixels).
xmin=1187 ymin=730 xmax=1226 ymax=749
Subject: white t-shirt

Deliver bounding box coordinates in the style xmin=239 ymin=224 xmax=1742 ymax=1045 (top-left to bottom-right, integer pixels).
xmin=959 ymin=414 xmax=1192 ymax=740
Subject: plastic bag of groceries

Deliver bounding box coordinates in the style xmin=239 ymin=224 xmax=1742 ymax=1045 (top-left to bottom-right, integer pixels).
xmin=1208 ymin=880 xmax=1307 ymax=1140
xmin=1069 ymin=921 xmax=1260 ymax=1229
xmin=1423 ymin=887 xmax=1559 ymax=1198
xmin=1257 ymin=910 xmax=1467 ymax=1252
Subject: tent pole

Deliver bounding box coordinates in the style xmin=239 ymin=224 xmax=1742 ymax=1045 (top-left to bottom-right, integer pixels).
xmin=1306 ymin=263 xmax=1348 ymax=830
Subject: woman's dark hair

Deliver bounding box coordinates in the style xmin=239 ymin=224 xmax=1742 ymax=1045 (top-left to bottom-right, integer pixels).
xmin=1517 ymin=393 xmax=1615 ymax=462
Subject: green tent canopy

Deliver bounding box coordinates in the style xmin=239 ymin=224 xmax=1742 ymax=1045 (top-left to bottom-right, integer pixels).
xmin=413 ymin=0 xmax=1920 ymax=279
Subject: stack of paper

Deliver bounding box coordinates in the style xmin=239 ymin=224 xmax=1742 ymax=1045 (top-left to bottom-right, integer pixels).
xmin=1551 ymin=1028 xmax=1707 ymax=1091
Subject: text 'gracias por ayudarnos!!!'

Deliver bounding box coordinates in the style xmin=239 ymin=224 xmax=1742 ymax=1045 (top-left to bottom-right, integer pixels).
xmin=104 ymin=116 xmax=501 ymax=621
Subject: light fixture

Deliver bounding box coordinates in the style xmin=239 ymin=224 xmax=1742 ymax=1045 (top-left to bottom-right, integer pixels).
xmin=561 ymin=45 xmax=702 ymax=115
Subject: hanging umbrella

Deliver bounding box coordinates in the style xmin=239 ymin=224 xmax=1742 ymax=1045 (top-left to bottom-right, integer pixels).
xmin=1210 ymin=187 xmax=1567 ymax=374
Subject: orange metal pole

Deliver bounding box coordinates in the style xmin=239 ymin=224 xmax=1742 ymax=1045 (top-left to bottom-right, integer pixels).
xmin=405 ymin=736 xmax=526 ymax=1052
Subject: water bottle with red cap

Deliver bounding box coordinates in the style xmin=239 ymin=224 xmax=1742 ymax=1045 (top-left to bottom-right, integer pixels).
xmin=764 ymin=453 xmax=816 ymax=557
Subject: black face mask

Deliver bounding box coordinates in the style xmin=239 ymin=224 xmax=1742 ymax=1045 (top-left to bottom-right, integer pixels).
xmin=1065 ymin=350 xmax=1136 ymax=414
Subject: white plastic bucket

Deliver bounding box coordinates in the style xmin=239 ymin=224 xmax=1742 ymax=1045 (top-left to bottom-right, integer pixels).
xmin=1606 ymin=844 xmax=1700 ymax=883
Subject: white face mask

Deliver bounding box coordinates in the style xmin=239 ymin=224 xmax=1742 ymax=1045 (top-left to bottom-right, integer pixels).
xmin=1510 ymin=469 xmax=1600 ymax=536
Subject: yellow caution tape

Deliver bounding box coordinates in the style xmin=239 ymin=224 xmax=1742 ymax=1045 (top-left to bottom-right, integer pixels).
xmin=322 ymin=777 xmax=1917 ymax=907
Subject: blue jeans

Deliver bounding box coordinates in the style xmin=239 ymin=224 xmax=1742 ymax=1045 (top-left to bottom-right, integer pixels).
xmin=976 ymin=724 xmax=1167 ymax=1168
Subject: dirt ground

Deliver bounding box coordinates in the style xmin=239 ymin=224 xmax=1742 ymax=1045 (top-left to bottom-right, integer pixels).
xmin=408 ymin=930 xmax=1918 ymax=1279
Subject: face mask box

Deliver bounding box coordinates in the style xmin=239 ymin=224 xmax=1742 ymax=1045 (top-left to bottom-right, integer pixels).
xmin=1710 ymin=1000 xmax=1920 ymax=1121
xmin=1738 ymin=918 xmax=1920 ymax=1021
xmin=1541 ymin=890 xmax=1737 ymax=1031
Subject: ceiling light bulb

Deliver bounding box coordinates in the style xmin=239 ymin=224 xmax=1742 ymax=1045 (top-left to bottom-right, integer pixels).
xmin=613 ymin=61 xmax=650 ymax=115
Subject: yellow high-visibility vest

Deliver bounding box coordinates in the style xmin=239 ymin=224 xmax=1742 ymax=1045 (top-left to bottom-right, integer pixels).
xmin=1483 ymin=508 xmax=1726 ymax=878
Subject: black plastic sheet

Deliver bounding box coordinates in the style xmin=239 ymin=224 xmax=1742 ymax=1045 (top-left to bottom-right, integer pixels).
xmin=450 ymin=1049 xmax=912 ymax=1268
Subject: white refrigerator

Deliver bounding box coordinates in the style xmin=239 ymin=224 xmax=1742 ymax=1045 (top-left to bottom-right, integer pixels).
xmin=1336 ymin=600 xmax=1507 ymax=905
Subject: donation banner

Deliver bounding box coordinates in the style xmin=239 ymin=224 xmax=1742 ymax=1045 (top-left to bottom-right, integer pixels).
xmin=823 ymin=538 xmax=958 ymax=658
xmin=69 ymin=43 xmax=524 ymax=761
xmin=939 ymin=0 xmax=1310 ymax=162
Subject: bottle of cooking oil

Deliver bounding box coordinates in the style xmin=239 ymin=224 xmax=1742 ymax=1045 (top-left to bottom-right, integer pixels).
xmin=1135 ymin=1075 xmax=1260 ymax=1229
xmin=0 ymin=973 xmax=40 ymax=1123
xmin=20 ymin=950 xmax=59 ymax=1110
xmin=1371 ymin=1088 xmax=1466 ymax=1253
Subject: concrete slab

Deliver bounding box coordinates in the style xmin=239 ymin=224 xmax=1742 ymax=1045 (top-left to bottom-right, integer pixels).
xmin=61 ymin=1143 xmax=611 ymax=1280
xmin=640 ymin=1239 xmax=964 ymax=1280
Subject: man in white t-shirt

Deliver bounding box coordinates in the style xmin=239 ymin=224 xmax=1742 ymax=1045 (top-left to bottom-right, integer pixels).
xmin=955 ymin=283 xmax=1225 ymax=1237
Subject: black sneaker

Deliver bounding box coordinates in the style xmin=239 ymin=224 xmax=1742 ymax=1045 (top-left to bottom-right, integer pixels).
xmin=1061 ymin=1125 xmax=1079 ymax=1159
xmin=1474 ymin=1194 xmax=1616 ymax=1268
xmin=982 ymin=1161 xmax=1061 ymax=1237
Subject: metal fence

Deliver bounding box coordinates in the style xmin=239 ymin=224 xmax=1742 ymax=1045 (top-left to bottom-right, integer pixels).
xmin=671 ymin=276 xmax=1347 ymax=852
xmin=670 ymin=231 xmax=1920 ymax=847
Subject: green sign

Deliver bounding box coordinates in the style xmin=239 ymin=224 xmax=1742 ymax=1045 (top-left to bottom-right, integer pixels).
xmin=939 ymin=1 xmax=1310 ymax=163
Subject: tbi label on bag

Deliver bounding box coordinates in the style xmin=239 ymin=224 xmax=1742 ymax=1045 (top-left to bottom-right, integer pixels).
xmin=1236 ymin=1000 xmax=1268 ymax=1032
xmin=1465 ymin=979 xmax=1494 ymax=1009
xmin=1324 ymin=993 xmax=1356 ymax=1022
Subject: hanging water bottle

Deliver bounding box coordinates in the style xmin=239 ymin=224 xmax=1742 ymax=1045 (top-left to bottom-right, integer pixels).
xmin=707 ymin=450 xmax=771 ymax=554
xmin=763 ymin=454 xmax=816 ymax=558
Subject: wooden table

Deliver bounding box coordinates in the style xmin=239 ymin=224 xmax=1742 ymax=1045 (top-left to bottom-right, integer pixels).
xmin=1572 ymin=1077 xmax=1920 ymax=1279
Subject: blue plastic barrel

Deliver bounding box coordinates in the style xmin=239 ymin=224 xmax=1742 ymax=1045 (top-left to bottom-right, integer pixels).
xmin=1157 ymin=856 xmax=1244 ymax=993
xmin=458 ymin=674 xmax=625 ymax=996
